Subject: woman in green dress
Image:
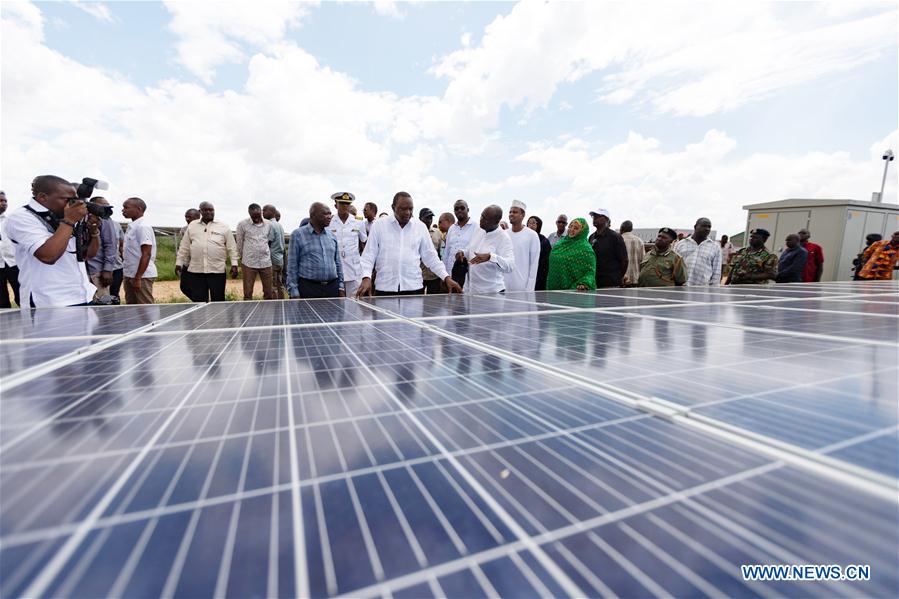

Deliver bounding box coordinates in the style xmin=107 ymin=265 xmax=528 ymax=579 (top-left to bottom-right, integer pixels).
xmin=546 ymin=217 xmax=596 ymax=291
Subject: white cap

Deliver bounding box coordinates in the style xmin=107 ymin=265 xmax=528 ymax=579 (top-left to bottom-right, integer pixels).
xmin=589 ymin=208 xmax=610 ymax=219
xmin=511 ymin=199 xmax=527 ymax=211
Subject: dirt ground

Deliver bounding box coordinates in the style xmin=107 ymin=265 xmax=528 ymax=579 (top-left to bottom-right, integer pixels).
xmin=151 ymin=279 xmax=283 ymax=303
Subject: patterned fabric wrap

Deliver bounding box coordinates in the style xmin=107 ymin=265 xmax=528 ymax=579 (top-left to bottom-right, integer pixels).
xmin=546 ymin=218 xmax=597 ymax=290
xmin=858 ymin=240 xmax=898 ymax=280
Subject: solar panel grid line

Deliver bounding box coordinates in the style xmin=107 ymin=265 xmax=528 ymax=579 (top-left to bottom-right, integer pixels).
xmin=346 ymin=460 xmax=788 ymax=599
xmin=0 ymin=336 xmax=190 ymax=452
xmin=1 ymin=409 xmax=663 ymax=553
xmin=359 ymin=299 xmax=648 ymax=408
xmin=549 ymin=541 xmax=618 ymax=598
xmin=323 ymin=323 xmax=587 ymax=598
xmin=17 ymin=307 xmax=261 ymax=599
xmin=585 ymin=529 xmax=673 ymax=598
xmin=364 ymin=298 xmax=895 ymax=501
xmin=137 ymin=316 xmax=407 ymax=337
xmin=0 ymin=333 xmax=119 ymax=345
xmin=3 ymin=284 xmax=889 ymax=589
xmin=675 ymin=411 xmax=895 ymax=499
xmin=210 ymin=388 xmax=263 ymax=598
xmin=613 ymin=346 xmax=889 ymax=405
xmin=154 ymin=320 xmax=276 ymax=598
xmin=283 ymin=325 xmax=311 ymax=599
xmin=76 ymin=345 xmax=264 ymax=597
xmin=722 ymin=477 xmax=892 ymax=556
xmin=612 ymin=307 xmax=897 ymax=347
xmin=638 ymin=512 xmax=781 ymax=599
xmin=0 ymin=302 xmax=206 ymax=392
xmin=465 ymin=291 xmax=584 ymax=311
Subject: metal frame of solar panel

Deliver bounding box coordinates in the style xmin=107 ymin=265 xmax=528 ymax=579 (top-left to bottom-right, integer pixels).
xmin=1 ymin=281 xmax=897 ymax=598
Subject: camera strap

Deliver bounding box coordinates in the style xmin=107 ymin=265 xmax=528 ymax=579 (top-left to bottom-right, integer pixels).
xmin=24 ymin=204 xmax=64 ymax=235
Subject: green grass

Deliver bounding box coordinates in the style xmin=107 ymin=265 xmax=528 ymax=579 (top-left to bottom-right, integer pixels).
xmin=155 ymin=234 xmax=178 ymax=281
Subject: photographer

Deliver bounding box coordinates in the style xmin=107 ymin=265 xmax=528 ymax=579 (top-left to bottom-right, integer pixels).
xmin=85 ymin=197 xmax=123 ymax=301
xmin=5 ymin=175 xmax=99 ymax=307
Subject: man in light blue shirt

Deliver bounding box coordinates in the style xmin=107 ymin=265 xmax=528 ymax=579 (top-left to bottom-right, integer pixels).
xmin=286 ymin=202 xmax=344 ymax=299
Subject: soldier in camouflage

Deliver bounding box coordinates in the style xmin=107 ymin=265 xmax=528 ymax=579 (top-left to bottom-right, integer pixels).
xmin=726 ymin=229 xmax=777 ymax=284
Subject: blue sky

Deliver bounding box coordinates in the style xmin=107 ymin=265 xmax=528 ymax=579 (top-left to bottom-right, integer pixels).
xmin=3 ymin=0 xmax=897 ymax=234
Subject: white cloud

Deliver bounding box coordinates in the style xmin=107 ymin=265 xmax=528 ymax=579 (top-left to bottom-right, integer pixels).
xmin=429 ymin=1 xmax=897 ymax=140
xmin=163 ymin=0 xmax=314 ymax=84
xmin=0 ymin=3 xmax=445 ymax=228
xmin=496 ymin=128 xmax=898 ymax=235
xmin=1 ymin=0 xmax=895 ymax=237
xmin=372 ymin=0 xmax=403 ymax=19
xmin=68 ymin=1 xmax=114 ymax=23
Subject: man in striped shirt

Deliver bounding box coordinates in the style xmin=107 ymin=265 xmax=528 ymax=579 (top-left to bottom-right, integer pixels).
xmin=674 ymin=217 xmax=721 ymax=286
xmin=286 ymin=203 xmax=344 ymax=299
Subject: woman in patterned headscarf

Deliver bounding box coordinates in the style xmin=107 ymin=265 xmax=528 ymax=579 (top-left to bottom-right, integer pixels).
xmin=546 ymin=217 xmax=596 ymax=291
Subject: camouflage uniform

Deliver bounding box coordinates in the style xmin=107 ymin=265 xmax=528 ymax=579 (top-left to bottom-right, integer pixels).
xmin=728 ymin=247 xmax=777 ymax=284
xmin=638 ymin=248 xmax=687 ymax=287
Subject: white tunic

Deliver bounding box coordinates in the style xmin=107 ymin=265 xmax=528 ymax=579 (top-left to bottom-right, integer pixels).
xmin=360 ymin=215 xmax=449 ymax=292
xmin=4 ymin=200 xmax=94 ymax=307
xmin=465 ymin=227 xmax=515 ymax=294
xmin=329 ymin=214 xmax=367 ymax=282
xmin=503 ymin=226 xmax=540 ymax=292
xmin=123 ymin=216 xmax=158 ymax=278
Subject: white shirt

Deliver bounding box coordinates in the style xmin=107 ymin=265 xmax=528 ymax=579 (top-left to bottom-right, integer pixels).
xmin=465 ymin=227 xmax=515 ymax=294
xmin=674 ymin=236 xmax=721 ymax=286
xmin=123 ymin=216 xmax=158 ymax=278
xmin=176 ymin=219 xmax=239 ymax=273
xmin=503 ymin=226 xmax=540 ymax=291
xmin=442 ymin=220 xmax=477 ymax=273
xmin=235 ymin=218 xmax=273 ymax=269
xmin=329 ymin=214 xmax=367 ymax=282
xmin=4 ymin=200 xmax=94 ymax=307
xmin=0 ymin=212 xmax=16 ymax=267
xmin=360 ymin=214 xmax=449 ymax=292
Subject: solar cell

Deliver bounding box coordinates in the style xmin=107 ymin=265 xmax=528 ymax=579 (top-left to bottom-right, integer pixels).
xmin=1 ymin=281 xmax=896 ymax=598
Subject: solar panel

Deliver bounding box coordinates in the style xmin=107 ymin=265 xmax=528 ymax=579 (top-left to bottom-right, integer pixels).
xmin=1 ymin=281 xmax=897 ymax=598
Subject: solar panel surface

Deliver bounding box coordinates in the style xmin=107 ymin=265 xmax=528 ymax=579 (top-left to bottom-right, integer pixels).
xmin=1 ymin=281 xmax=897 ymax=598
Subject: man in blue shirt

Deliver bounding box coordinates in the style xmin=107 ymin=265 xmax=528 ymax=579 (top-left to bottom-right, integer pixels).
xmin=287 ymin=202 xmax=344 ymax=298
xmin=776 ymin=233 xmax=808 ymax=283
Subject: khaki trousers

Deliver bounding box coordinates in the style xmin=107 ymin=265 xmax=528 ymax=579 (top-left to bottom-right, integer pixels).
xmin=242 ymin=265 xmax=274 ymax=300
xmin=123 ymin=277 xmax=155 ymax=304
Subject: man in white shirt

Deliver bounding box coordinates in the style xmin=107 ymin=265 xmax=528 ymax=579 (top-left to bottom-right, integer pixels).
xmin=4 ymin=175 xmax=98 ymax=307
xmin=121 ymin=197 xmax=157 ymax=304
xmin=176 ymin=201 xmax=239 ymax=302
xmin=674 ymin=217 xmax=721 ymax=286
xmin=503 ymin=199 xmax=540 ymax=292
xmin=236 ymin=203 xmax=274 ymax=300
xmin=0 ymin=191 xmax=22 ymax=308
xmin=357 ymin=192 xmax=463 ymax=297
xmin=363 ymin=202 xmax=378 ymax=236
xmin=442 ymin=199 xmax=477 ymax=288
xmin=464 ymin=205 xmax=515 ymax=294
xmin=329 ymin=192 xmax=368 ymax=298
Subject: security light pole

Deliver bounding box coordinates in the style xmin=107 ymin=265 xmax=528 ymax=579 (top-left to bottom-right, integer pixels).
xmin=874 ymin=149 xmax=894 ymax=203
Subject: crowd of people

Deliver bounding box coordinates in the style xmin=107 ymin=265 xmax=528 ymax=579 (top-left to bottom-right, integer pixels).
xmin=1 ymin=175 xmax=897 ymax=308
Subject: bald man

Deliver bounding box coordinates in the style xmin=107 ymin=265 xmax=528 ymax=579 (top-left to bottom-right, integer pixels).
xmin=286 ymin=202 xmax=344 ymax=299
xmin=176 ymin=201 xmax=239 ymax=301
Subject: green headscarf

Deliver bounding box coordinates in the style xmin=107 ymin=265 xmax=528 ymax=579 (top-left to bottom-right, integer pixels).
xmin=546 ymin=217 xmax=596 ymax=290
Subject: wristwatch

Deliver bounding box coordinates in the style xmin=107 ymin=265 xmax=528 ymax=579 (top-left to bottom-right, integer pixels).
xmin=61 ymin=220 xmax=77 ymax=228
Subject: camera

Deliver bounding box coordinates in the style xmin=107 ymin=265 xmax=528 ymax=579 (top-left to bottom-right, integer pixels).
xmin=71 ymin=178 xmax=113 ymax=219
